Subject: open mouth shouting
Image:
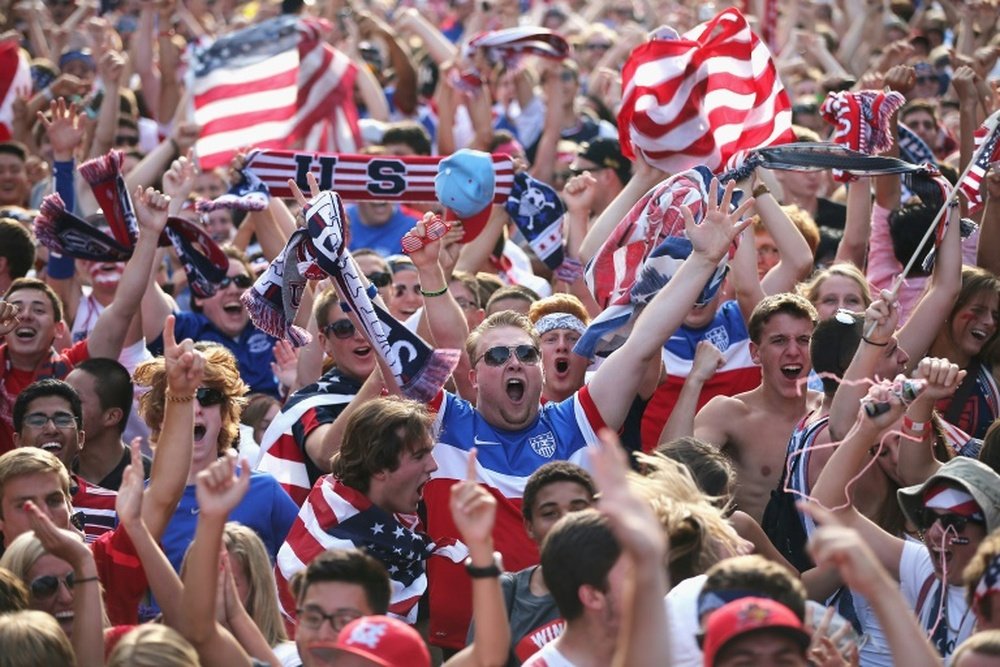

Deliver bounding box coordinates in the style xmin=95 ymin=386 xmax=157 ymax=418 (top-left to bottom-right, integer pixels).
xmin=553 ymin=356 xmax=570 ymax=378
xmin=13 ymin=325 xmax=37 ymax=343
xmin=193 ymin=423 xmax=208 ymax=442
xmin=221 ymin=300 xmax=244 ymax=317
xmin=353 ymin=345 xmax=372 ymax=359
xmin=780 ymin=364 xmax=803 ymax=380
xmin=506 ymin=378 xmax=526 ymax=402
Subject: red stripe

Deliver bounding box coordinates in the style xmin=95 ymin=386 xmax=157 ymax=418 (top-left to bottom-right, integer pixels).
xmin=193 ymin=67 xmax=299 ymax=107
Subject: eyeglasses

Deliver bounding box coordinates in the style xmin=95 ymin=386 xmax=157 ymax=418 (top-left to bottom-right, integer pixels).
xmin=475 ymin=344 xmax=541 ymax=367
xmin=915 ymin=508 xmax=984 ymax=533
xmin=296 ymin=606 xmax=363 ymax=632
xmin=366 ymin=271 xmax=392 ymax=288
xmin=23 ymin=412 xmax=77 ymax=429
xmin=30 ymin=572 xmax=76 ymax=599
xmin=323 ymin=319 xmax=356 ymax=340
xmin=195 ymin=387 xmax=225 ymax=407
xmin=114 ymin=135 xmax=139 ymax=147
xmin=583 ymin=42 xmax=612 ymax=51
xmin=218 ymin=274 xmax=253 ymax=289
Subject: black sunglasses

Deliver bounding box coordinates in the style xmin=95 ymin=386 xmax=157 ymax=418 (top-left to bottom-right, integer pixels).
xmin=366 ymin=271 xmax=392 ymax=288
xmin=323 ymin=319 xmax=356 ymax=340
xmin=30 ymin=572 xmax=76 ymax=599
xmin=915 ymin=508 xmax=983 ymax=533
xmin=218 ymin=274 xmax=253 ymax=289
xmin=114 ymin=135 xmax=140 ymax=147
xmin=476 ymin=344 xmax=541 ymax=367
xmin=196 ymin=387 xmax=225 ymax=407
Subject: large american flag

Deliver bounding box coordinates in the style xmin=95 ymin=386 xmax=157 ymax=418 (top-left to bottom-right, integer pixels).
xmin=617 ymin=7 xmax=794 ymax=174
xmin=957 ymin=112 xmax=1000 ymax=214
xmin=274 ymin=477 xmax=466 ymax=624
xmin=190 ymin=16 xmax=360 ymax=170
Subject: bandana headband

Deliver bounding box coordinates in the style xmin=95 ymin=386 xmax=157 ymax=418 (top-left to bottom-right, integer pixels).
xmin=923 ymin=482 xmax=984 ymax=520
xmin=535 ymin=313 xmax=586 ymax=336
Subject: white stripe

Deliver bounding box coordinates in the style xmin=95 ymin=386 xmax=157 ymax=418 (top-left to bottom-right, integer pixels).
xmin=662 ymin=342 xmax=754 ymax=376
xmin=195 ymin=86 xmax=299 ymax=126
xmin=257 ymin=392 xmax=354 ymax=463
xmin=197 ymin=121 xmax=295 ymax=161
xmin=193 ymin=49 xmax=300 ymax=92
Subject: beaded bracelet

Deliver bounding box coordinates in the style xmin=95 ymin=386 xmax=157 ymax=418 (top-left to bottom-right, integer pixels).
xmin=166 ymin=392 xmax=195 ymax=403
xmin=861 ymin=336 xmax=888 ymax=347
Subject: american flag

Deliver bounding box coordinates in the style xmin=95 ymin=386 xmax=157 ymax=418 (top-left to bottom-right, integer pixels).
xmin=254 ymin=371 xmax=358 ymax=506
xmin=190 ymin=16 xmax=360 ymax=170
xmin=617 ymin=7 xmax=794 ymax=174
xmin=0 ymin=39 xmax=31 ymax=142
xmin=957 ymin=112 xmax=1000 ymax=214
xmin=274 ymin=477 xmax=466 ymax=624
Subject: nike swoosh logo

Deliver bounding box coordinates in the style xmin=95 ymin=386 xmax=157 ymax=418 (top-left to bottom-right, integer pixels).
xmin=473 ymin=436 xmax=501 ymax=446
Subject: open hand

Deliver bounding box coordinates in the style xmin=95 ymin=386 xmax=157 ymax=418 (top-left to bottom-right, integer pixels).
xmin=683 ymin=179 xmax=754 ymax=263
xmin=38 ymin=98 xmax=84 ymax=161
xmin=24 ymin=500 xmax=92 ymax=569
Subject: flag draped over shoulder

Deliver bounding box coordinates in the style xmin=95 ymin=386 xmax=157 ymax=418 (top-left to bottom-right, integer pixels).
xmin=275 ymin=478 xmax=467 ymax=624
xmin=618 ymin=8 xmax=794 ymax=174
xmin=190 ymin=16 xmax=360 ymax=170
xmin=958 ymin=113 xmax=1000 ymax=214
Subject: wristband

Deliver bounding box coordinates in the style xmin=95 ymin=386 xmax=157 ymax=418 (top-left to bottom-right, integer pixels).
xmin=861 ymin=336 xmax=888 ymax=347
xmin=166 ymin=392 xmax=195 ymax=403
xmin=903 ymin=415 xmax=929 ymax=434
xmin=419 ymin=285 xmax=449 ymax=297
xmin=465 ymin=552 xmax=503 ymax=578
xmin=752 ymin=183 xmax=770 ymax=197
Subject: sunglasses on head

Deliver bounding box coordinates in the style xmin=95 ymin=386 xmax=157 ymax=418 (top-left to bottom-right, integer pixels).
xmin=218 ymin=274 xmax=253 ymax=289
xmin=915 ymin=508 xmax=983 ymax=533
xmin=30 ymin=572 xmax=76 ymax=599
xmin=196 ymin=387 xmax=225 ymax=407
xmin=476 ymin=344 xmax=541 ymax=367
xmin=324 ymin=319 xmax=356 ymax=339
xmin=366 ymin=271 xmax=392 ymax=288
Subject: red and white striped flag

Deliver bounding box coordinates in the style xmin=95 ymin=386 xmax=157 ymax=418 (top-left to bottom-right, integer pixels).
xmin=0 ymin=39 xmax=31 ymax=142
xmin=274 ymin=477 xmax=466 ymax=625
xmin=191 ymin=16 xmax=360 ymax=170
xmin=957 ymin=112 xmax=1000 ymax=214
xmin=618 ymin=7 xmax=794 ymax=174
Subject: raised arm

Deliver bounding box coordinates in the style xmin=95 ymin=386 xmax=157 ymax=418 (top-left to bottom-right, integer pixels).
xmin=142 ymin=316 xmax=202 ymax=541
xmin=894 ymin=357 xmax=964 ymax=486
xmin=86 ymin=51 xmax=125 ymax=160
xmin=443 ymin=451 xmax=508 ymax=667
xmin=589 ymin=180 xmax=754 ymax=430
xmin=811 ymin=382 xmax=907 ymax=579
xmin=179 ymin=454 xmax=265 ymax=667
xmin=980 ymin=168 xmax=1000 ymax=275
xmin=834 ymin=177 xmax=872 ymax=267
xmin=755 ymin=186 xmax=815 ymax=296
xmin=660 ymin=340 xmax=723 ymax=443
xmin=87 ymin=186 xmax=170 ymax=360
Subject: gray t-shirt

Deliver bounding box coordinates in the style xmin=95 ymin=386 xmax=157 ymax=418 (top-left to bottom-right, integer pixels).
xmin=468 ymin=566 xmax=564 ymax=666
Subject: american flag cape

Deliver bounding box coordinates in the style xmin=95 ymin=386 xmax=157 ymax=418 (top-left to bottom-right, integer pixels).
xmin=190 ymin=16 xmax=360 ymax=170
xmin=0 ymin=40 xmax=31 ymax=142
xmin=275 ymin=477 xmax=467 ymax=624
xmin=618 ymin=7 xmax=794 ymax=174
xmin=254 ymin=370 xmax=359 ymax=506
xmin=575 ymin=166 xmax=730 ymax=359
xmin=958 ymin=111 xmax=1000 ymax=214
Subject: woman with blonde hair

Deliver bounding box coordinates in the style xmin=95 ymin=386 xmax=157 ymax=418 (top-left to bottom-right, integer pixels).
xmin=223 ymin=523 xmax=298 ymax=665
xmin=107 ymin=625 xmax=199 ymax=667
xmin=798 ymin=262 xmax=872 ymax=321
xmin=0 ymin=610 xmax=76 ymax=667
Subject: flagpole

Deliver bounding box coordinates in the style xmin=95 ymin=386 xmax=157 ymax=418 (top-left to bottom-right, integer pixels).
xmin=864 ymin=108 xmax=1000 ymax=337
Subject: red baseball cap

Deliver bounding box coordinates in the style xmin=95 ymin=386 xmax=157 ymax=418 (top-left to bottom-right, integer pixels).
xmin=307 ymin=615 xmax=430 ymax=667
xmin=701 ymin=597 xmax=811 ymax=666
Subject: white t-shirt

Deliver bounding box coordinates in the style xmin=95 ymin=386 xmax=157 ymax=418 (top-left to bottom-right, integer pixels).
xmin=899 ymin=540 xmax=974 ymax=665
xmin=521 ymin=641 xmax=579 ymax=667
xmin=663 ymin=574 xmax=706 ymax=667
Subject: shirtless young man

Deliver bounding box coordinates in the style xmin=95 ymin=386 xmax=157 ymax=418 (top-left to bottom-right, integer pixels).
xmin=693 ymin=294 xmax=822 ymax=522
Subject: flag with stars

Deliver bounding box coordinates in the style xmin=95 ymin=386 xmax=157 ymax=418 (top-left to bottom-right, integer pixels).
xmin=957 ymin=110 xmax=1000 ymax=215
xmin=190 ymin=15 xmax=360 ymax=170
xmin=275 ymin=477 xmax=467 ymax=624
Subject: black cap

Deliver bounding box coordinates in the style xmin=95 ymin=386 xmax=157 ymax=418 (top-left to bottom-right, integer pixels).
xmin=810 ymin=311 xmax=863 ymax=396
xmin=577 ymin=138 xmax=631 ymax=184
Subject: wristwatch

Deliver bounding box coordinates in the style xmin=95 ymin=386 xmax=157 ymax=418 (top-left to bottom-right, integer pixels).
xmin=465 ymin=551 xmax=504 ymax=578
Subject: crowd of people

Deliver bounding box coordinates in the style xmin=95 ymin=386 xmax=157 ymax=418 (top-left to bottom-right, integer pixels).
xmin=2 ymin=0 xmax=1000 ymax=665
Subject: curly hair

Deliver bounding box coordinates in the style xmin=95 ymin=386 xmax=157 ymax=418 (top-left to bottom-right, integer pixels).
xmin=134 ymin=343 xmax=248 ymax=453
xmin=528 ymin=294 xmax=590 ymax=326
